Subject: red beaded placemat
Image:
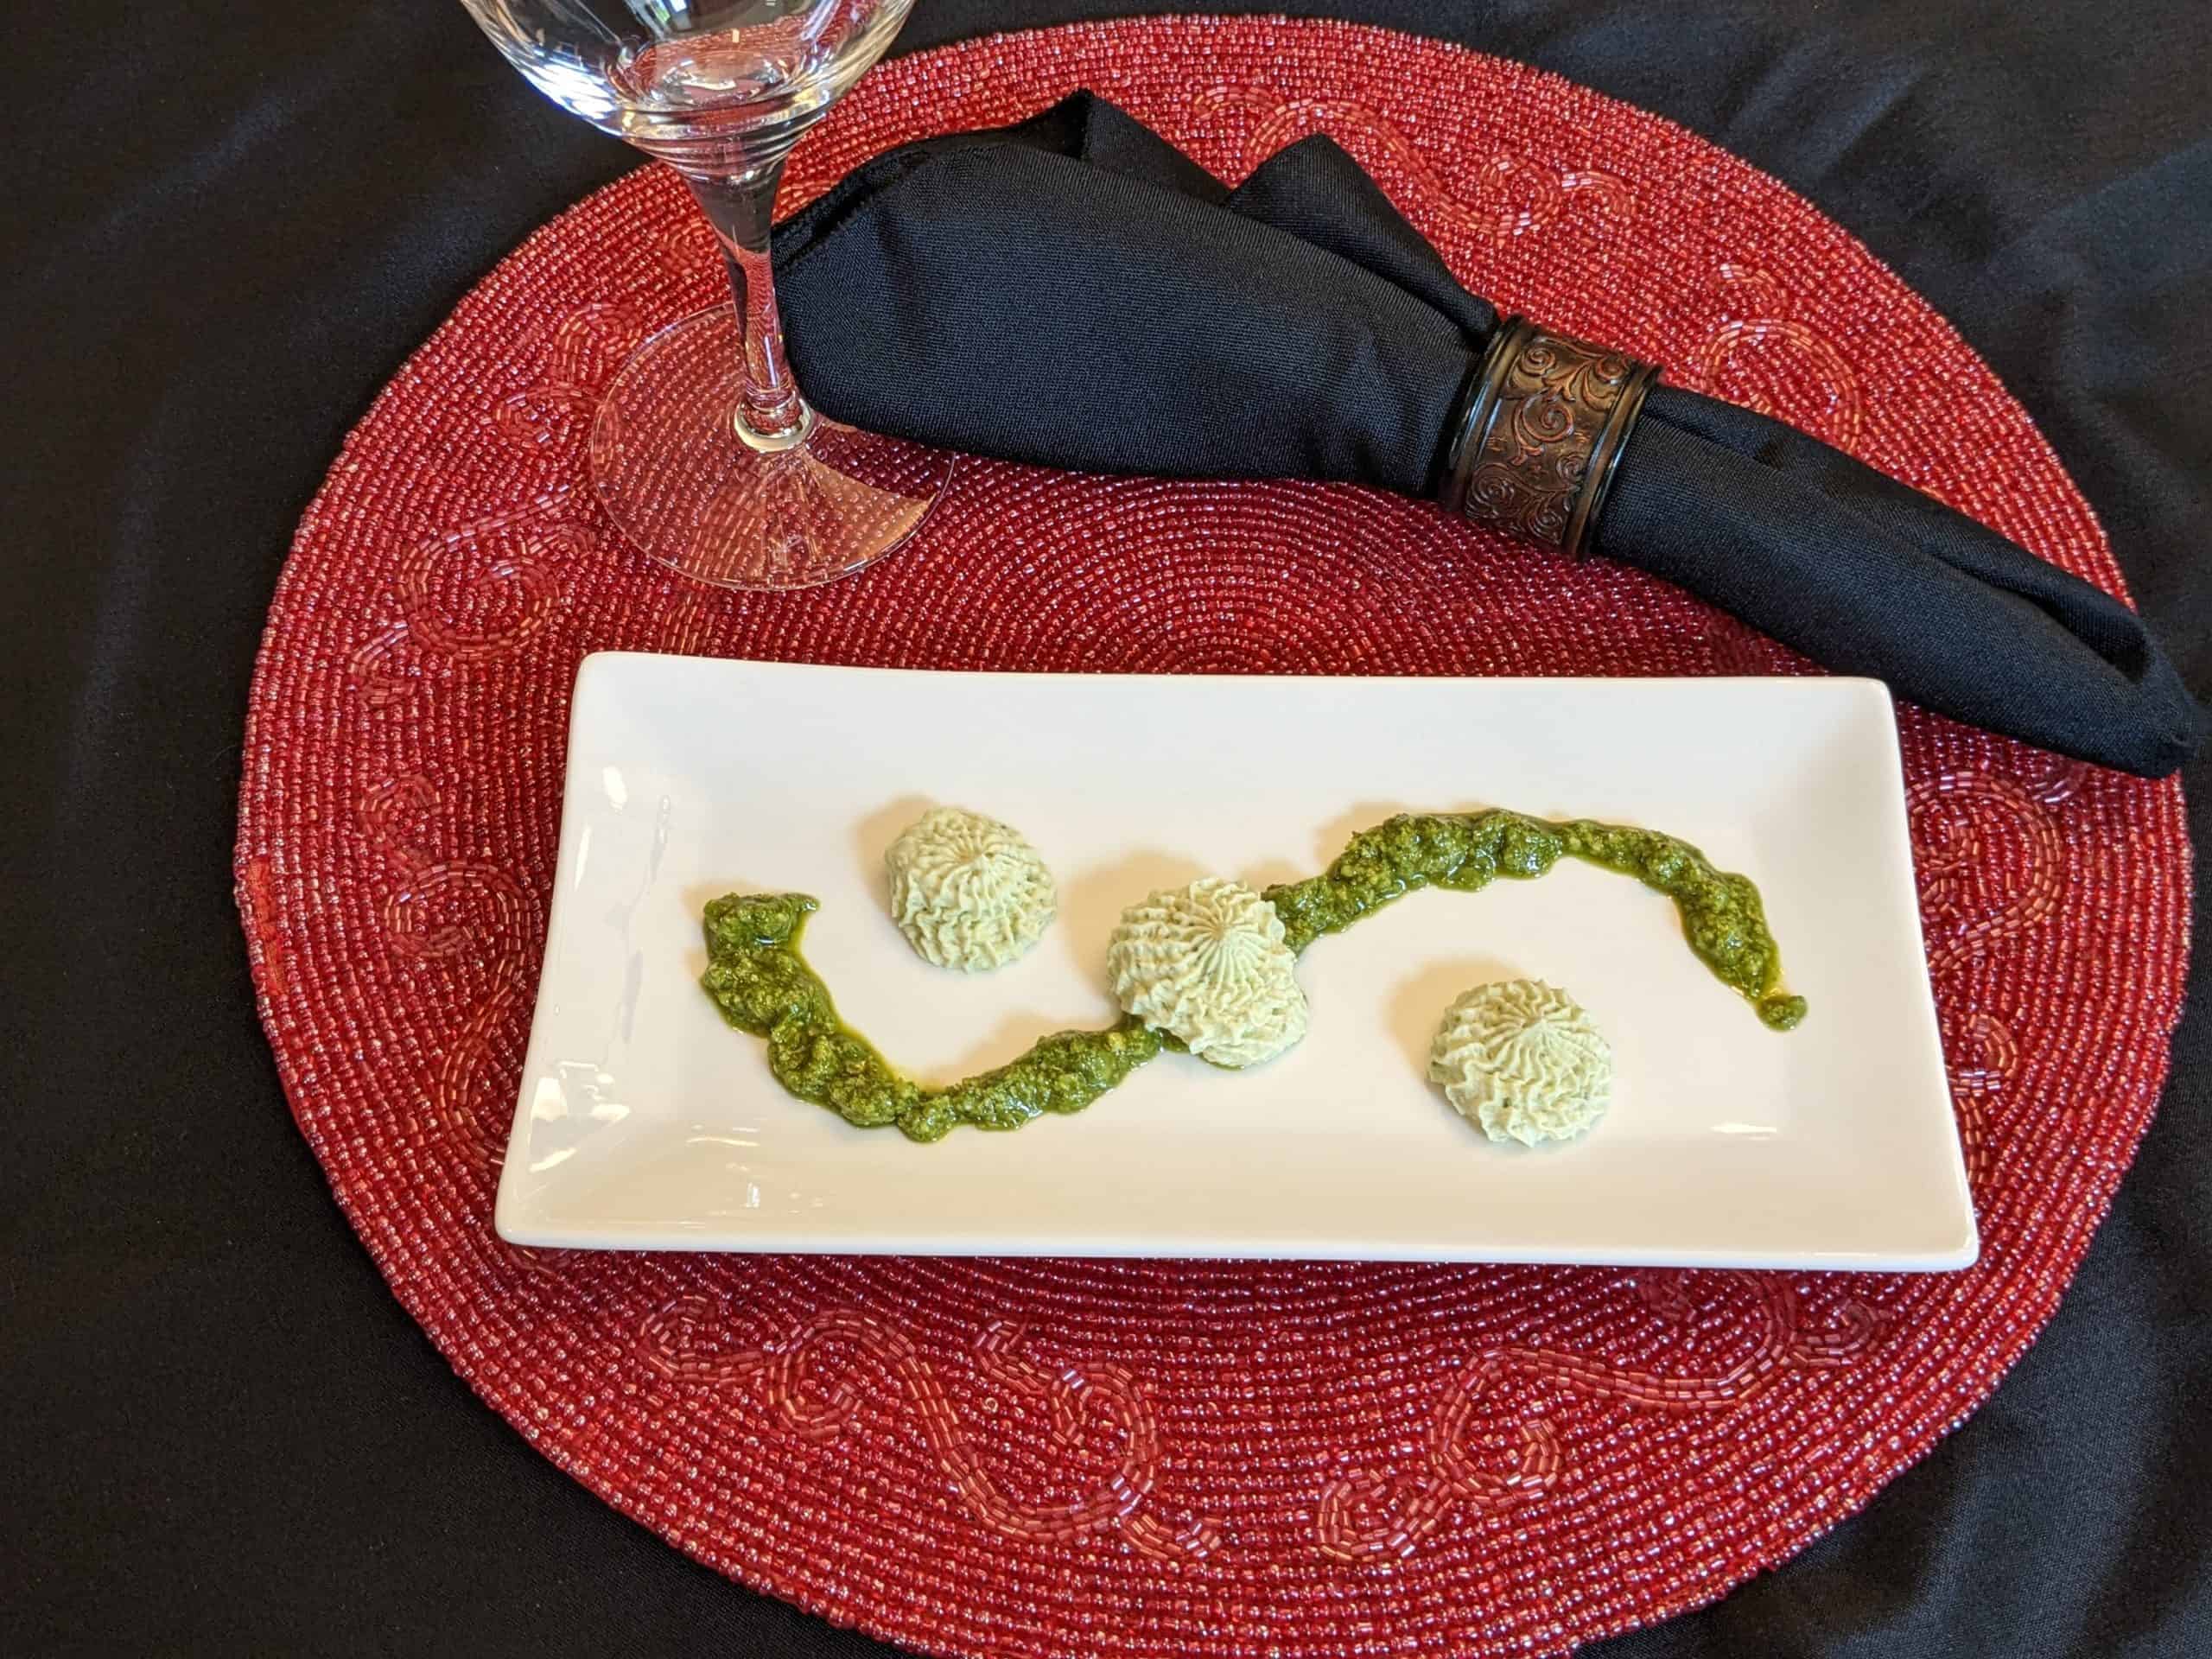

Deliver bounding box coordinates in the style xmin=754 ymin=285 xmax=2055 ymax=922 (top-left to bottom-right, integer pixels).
xmin=233 ymin=18 xmax=2191 ymax=1657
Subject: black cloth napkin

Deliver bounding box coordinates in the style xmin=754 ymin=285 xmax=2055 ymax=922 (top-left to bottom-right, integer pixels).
xmin=774 ymin=93 xmax=2201 ymax=777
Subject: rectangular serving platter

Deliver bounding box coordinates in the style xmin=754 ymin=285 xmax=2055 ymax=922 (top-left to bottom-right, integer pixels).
xmin=495 ymin=653 xmax=1976 ymax=1269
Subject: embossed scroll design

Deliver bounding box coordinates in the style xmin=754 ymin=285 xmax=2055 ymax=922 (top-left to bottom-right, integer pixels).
xmin=347 ymin=497 xmax=594 ymax=707
xmin=1942 ymin=1009 xmax=2014 ymax=1192
xmin=1192 ymin=87 xmax=1631 ymax=236
xmin=639 ymin=1295 xmax=1224 ymax=1562
xmin=657 ymin=213 xmax=721 ymax=282
xmin=237 ymin=855 xmax=291 ymax=1000
xmin=490 ymin=301 xmax=652 ymax=454
xmin=1315 ymin=1271 xmax=1878 ymax=1563
xmin=346 ymin=302 xmax=654 ymax=709
xmin=1463 ymin=329 xmax=1643 ymax=547
xmin=359 ymin=776 xmax=534 ymax=1171
xmin=1692 ymin=264 xmax=1866 ymax=449
xmin=1907 ymin=768 xmax=2072 ymax=1196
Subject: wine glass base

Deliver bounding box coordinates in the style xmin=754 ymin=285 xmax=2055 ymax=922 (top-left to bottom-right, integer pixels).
xmin=589 ymin=306 xmax=952 ymax=590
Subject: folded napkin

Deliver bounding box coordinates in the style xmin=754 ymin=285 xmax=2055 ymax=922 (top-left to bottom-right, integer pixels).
xmin=774 ymin=93 xmax=2200 ymax=777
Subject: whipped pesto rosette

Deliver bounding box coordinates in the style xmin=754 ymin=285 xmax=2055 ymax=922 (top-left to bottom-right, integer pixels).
xmin=1428 ymin=978 xmax=1613 ymax=1146
xmin=1106 ymin=877 xmax=1309 ymax=1068
xmin=885 ymin=805 xmax=1057 ymax=971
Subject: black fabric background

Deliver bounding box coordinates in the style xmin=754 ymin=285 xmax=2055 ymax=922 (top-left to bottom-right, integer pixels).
xmin=3 ymin=3 xmax=2205 ymax=1655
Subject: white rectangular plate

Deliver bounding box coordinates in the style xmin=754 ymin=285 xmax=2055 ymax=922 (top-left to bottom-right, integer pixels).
xmin=496 ymin=654 xmax=1976 ymax=1270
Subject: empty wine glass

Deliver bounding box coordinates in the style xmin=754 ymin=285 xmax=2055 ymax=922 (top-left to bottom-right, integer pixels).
xmin=460 ymin=0 xmax=949 ymax=588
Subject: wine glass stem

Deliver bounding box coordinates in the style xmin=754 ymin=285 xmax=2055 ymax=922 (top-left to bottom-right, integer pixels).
xmin=683 ymin=166 xmax=811 ymax=452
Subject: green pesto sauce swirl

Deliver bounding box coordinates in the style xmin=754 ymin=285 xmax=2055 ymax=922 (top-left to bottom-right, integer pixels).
xmin=701 ymin=892 xmax=1161 ymax=1143
xmin=700 ymin=810 xmax=1804 ymax=1141
xmin=1265 ymin=810 xmax=1807 ymax=1032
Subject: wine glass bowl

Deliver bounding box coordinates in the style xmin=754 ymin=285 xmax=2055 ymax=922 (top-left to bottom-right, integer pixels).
xmin=468 ymin=2 xmax=915 ymax=171
xmin=460 ymin=0 xmax=948 ymax=589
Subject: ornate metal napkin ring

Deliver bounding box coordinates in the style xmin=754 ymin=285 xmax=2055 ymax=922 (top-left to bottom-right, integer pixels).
xmin=1439 ymin=316 xmax=1659 ymax=559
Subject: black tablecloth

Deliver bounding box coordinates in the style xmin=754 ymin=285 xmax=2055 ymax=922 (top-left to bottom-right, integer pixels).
xmin=5 ymin=4 xmax=2206 ymax=1656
